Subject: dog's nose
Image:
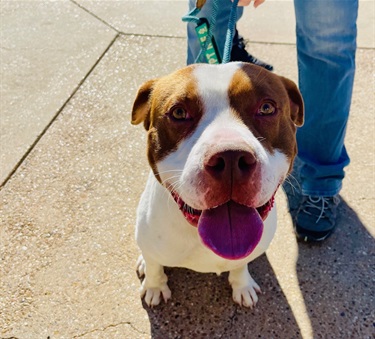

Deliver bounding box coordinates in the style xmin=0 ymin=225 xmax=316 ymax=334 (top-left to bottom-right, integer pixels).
xmin=204 ymin=150 xmax=257 ymax=182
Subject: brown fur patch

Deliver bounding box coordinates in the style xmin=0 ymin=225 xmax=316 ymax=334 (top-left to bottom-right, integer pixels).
xmin=228 ymin=64 xmax=304 ymax=169
xmin=131 ymin=65 xmax=203 ymax=181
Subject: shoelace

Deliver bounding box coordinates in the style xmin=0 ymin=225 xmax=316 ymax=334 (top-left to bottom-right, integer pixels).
xmin=302 ymin=196 xmax=338 ymax=224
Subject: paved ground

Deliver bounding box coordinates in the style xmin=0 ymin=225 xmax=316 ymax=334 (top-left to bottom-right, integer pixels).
xmin=1 ymin=1 xmax=374 ymax=338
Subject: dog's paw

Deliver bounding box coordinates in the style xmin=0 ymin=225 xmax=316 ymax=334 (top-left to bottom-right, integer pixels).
xmin=136 ymin=254 xmax=172 ymax=307
xmin=232 ymin=278 xmax=262 ymax=308
xmin=229 ymin=266 xmax=262 ymax=308
xmin=136 ymin=255 xmax=146 ymax=277
xmin=140 ymin=281 xmax=172 ymax=307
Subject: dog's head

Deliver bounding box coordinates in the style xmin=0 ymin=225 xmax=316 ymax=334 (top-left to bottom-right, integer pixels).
xmin=132 ymin=62 xmax=303 ymax=260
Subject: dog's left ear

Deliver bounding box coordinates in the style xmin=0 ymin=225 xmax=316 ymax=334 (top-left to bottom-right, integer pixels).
xmin=131 ymin=79 xmax=156 ymax=130
xmin=280 ymin=76 xmax=304 ymax=127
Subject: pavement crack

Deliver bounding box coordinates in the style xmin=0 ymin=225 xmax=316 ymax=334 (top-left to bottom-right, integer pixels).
xmin=0 ymin=33 xmax=120 ymax=190
xmin=73 ymin=321 xmax=146 ymax=338
xmin=227 ymin=307 xmax=239 ymax=333
xmin=217 ymin=307 xmax=239 ymax=339
xmin=70 ymin=0 xmax=120 ymax=33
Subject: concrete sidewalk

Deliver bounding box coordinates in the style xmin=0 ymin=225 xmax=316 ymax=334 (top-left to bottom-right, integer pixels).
xmin=1 ymin=1 xmax=374 ymax=338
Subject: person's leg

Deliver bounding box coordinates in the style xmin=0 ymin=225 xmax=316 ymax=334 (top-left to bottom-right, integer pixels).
xmin=292 ymin=0 xmax=358 ymax=241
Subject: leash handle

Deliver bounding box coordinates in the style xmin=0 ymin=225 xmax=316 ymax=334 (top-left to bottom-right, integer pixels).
xmin=195 ymin=19 xmax=221 ymax=64
xmin=183 ymin=0 xmax=239 ymax=64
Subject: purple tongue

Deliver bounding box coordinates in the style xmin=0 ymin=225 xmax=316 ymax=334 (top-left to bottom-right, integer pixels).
xmin=198 ymin=201 xmax=263 ymax=260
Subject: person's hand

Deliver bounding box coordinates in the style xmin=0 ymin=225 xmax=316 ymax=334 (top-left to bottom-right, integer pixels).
xmin=235 ymin=0 xmax=265 ymax=8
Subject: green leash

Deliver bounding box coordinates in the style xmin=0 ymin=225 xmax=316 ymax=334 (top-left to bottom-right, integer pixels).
xmin=182 ymin=0 xmax=240 ymax=64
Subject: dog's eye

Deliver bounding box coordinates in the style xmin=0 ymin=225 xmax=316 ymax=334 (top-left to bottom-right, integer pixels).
xmin=258 ymin=102 xmax=276 ymax=116
xmin=171 ymin=107 xmax=188 ymax=120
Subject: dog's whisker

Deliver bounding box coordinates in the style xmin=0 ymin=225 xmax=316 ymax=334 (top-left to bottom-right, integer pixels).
xmin=283 ymin=174 xmax=301 ymax=195
xmin=161 ymin=176 xmax=181 ymax=191
xmin=254 ymin=69 xmax=269 ymax=86
xmin=167 ymin=175 xmax=182 ymax=181
xmin=168 ymin=180 xmax=184 ymax=196
xmin=168 ymin=177 xmax=181 ymax=188
xmin=166 ymin=191 xmax=175 ymax=213
xmin=155 ymin=169 xmax=183 ymax=176
xmin=286 ymin=173 xmax=301 ymax=188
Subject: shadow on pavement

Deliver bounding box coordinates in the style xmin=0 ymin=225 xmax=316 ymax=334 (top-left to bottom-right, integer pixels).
xmin=141 ymin=255 xmax=302 ymax=338
xmin=139 ymin=198 xmax=374 ymax=338
xmin=296 ymin=198 xmax=374 ymax=337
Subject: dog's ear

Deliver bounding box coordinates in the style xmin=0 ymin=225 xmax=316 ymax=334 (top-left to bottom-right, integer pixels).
xmin=131 ymin=79 xmax=156 ymax=130
xmin=280 ymin=76 xmax=304 ymax=127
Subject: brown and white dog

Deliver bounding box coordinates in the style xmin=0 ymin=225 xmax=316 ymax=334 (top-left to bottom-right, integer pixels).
xmin=131 ymin=62 xmax=303 ymax=308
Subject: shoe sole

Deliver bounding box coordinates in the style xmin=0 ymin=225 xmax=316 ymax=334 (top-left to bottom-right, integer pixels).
xmin=295 ymin=224 xmax=335 ymax=243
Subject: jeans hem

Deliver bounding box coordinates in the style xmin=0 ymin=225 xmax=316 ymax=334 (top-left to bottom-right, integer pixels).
xmin=301 ymin=184 xmax=342 ymax=197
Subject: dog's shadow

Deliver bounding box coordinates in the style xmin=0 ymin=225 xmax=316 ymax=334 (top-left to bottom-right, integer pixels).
xmin=142 ymin=256 xmax=302 ymax=338
xmin=141 ymin=198 xmax=374 ymax=338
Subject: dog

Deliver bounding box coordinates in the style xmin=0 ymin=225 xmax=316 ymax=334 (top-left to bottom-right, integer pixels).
xmin=131 ymin=62 xmax=304 ymax=308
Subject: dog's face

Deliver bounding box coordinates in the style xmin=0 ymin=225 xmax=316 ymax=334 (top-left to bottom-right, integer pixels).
xmin=132 ymin=62 xmax=303 ymax=260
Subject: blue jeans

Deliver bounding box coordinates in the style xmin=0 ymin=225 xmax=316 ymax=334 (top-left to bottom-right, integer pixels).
xmin=186 ymin=0 xmax=358 ymax=197
xmin=294 ymin=0 xmax=358 ymax=196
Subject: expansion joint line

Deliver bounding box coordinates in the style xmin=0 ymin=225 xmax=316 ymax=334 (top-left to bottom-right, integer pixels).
xmin=72 ymin=321 xmax=146 ymax=338
xmin=69 ymin=0 xmax=120 ymax=33
xmin=0 ymin=34 xmax=120 ymax=190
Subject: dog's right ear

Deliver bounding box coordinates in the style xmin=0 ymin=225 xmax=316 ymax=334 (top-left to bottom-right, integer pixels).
xmin=279 ymin=76 xmax=304 ymax=127
xmin=131 ymin=79 xmax=156 ymax=130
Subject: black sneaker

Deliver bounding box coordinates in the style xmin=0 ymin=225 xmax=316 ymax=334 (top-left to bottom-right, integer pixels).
xmin=230 ymin=29 xmax=273 ymax=71
xmin=295 ymin=195 xmax=340 ymax=242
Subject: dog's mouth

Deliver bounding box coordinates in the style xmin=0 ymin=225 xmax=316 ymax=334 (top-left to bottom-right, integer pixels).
xmin=171 ymin=191 xmax=275 ymax=260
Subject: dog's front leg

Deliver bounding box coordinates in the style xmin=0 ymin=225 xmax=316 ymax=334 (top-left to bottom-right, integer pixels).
xmin=136 ymin=254 xmax=171 ymax=307
xmin=228 ymin=265 xmax=262 ymax=308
